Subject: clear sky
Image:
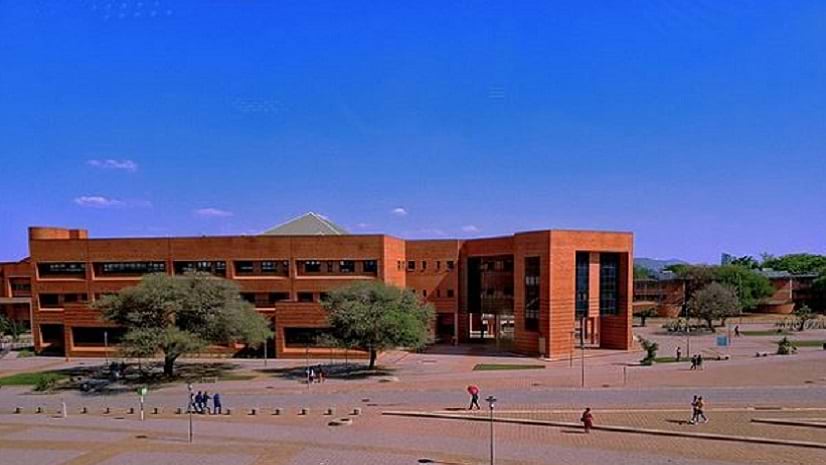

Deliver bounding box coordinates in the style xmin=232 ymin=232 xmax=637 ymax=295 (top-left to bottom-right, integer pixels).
xmin=1 ymin=1 xmax=824 ymax=263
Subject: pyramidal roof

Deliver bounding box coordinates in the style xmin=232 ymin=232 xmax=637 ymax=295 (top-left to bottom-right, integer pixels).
xmin=260 ymin=212 xmax=349 ymax=236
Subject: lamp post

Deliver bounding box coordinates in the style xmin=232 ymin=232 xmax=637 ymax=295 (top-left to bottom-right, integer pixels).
xmin=104 ymin=330 xmax=109 ymax=366
xmin=579 ymin=316 xmax=586 ymax=388
xmin=186 ymin=383 xmax=193 ymax=443
xmin=486 ymin=395 xmax=497 ymax=465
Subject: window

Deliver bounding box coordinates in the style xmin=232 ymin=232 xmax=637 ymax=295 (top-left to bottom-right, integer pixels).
xmin=235 ymin=261 xmax=254 ymax=274
xmin=284 ymin=327 xmax=331 ymax=348
xmin=268 ymin=292 xmax=290 ymax=304
xmin=173 ymin=261 xmax=226 ymax=276
xmin=524 ymin=257 xmax=540 ymax=331
xmin=38 ymin=262 xmax=86 ymax=277
xmin=363 ymin=260 xmax=378 ymax=274
xmin=575 ymin=252 xmax=590 ymax=319
xmin=72 ymin=327 xmax=124 ymax=347
xmin=97 ymin=261 xmax=166 ymax=276
xmin=63 ymin=293 xmax=87 ymax=304
xmin=447 ymin=260 xmax=455 ymax=271
xmin=397 ymin=260 xmax=403 ymax=271
xmin=421 ymin=261 xmax=427 ymax=271
xmin=407 ymin=260 xmax=416 ymax=271
xmin=447 ymin=289 xmax=455 ymax=298
xmin=339 ymin=260 xmax=355 ymax=273
xmin=39 ymin=294 xmax=60 ymax=308
xmin=423 ymin=289 xmax=427 ymax=297
xmin=303 ymin=261 xmax=321 ymax=273
xmin=240 ymin=293 xmax=256 ymax=304
xmin=600 ymin=253 xmax=620 ymax=315
xmin=297 ymin=292 xmax=314 ymax=302
xmin=326 ymin=261 xmax=335 ymax=273
xmin=319 ymin=292 xmax=329 ymax=301
xmin=436 ymin=261 xmax=441 ymax=270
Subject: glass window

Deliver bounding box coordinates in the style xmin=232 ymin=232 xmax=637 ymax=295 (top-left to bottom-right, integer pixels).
xmin=363 ymin=260 xmax=378 ymax=273
xmin=524 ymin=257 xmax=540 ymax=331
xmin=339 ymin=260 xmax=355 ymax=273
xmin=38 ymin=262 xmax=86 ymax=277
xmin=447 ymin=260 xmax=455 ymax=271
xmin=297 ymin=292 xmax=314 ymax=302
xmin=235 ymin=261 xmax=254 ymax=274
xmin=268 ymin=292 xmax=290 ymax=304
xmin=575 ymin=252 xmax=590 ymax=318
xmin=39 ymin=294 xmax=60 ymax=308
xmin=407 ymin=260 xmax=416 ymax=271
xmin=436 ymin=260 xmax=441 ymax=270
xmin=600 ymin=253 xmax=620 ymax=315
xmin=303 ymin=261 xmax=321 ymax=273
xmin=421 ymin=261 xmax=427 ymax=271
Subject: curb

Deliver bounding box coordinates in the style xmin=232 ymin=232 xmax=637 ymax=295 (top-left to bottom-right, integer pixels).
xmin=382 ymin=410 xmax=826 ymax=450
xmin=752 ymin=418 xmax=826 ymax=429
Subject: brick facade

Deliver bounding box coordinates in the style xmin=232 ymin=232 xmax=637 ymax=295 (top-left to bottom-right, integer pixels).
xmin=21 ymin=225 xmax=634 ymax=359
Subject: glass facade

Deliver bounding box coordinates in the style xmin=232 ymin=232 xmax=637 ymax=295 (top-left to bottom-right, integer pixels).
xmin=575 ymin=252 xmax=590 ymax=319
xmin=599 ymin=253 xmax=620 ymax=315
xmin=524 ymin=256 xmax=540 ymax=331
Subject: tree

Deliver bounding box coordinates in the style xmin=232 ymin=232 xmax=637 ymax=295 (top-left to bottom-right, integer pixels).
xmin=687 ymin=282 xmax=742 ymax=332
xmin=639 ymin=337 xmax=659 ymax=366
xmin=712 ymin=265 xmax=774 ymax=311
xmin=761 ymin=254 xmax=826 ymax=275
xmin=0 ymin=315 xmax=25 ymax=343
xmin=95 ymin=273 xmax=272 ymax=376
xmin=728 ymin=255 xmax=759 ymax=269
xmin=636 ymin=306 xmax=657 ymax=327
xmin=794 ymin=304 xmax=815 ymax=331
xmin=321 ymin=281 xmax=434 ymax=369
xmin=634 ymin=265 xmax=653 ymax=280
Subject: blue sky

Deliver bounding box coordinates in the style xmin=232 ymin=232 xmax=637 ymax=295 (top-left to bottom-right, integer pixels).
xmin=1 ymin=1 xmax=824 ymax=263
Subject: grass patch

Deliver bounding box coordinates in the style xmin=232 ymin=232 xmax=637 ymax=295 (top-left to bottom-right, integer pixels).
xmin=652 ymin=356 xmax=689 ymax=364
xmin=741 ymin=330 xmax=790 ymax=337
xmin=14 ymin=348 xmax=34 ymax=358
xmin=473 ymin=364 xmax=545 ymax=371
xmin=0 ymin=371 xmax=68 ymax=387
xmin=778 ymin=340 xmax=826 ymax=348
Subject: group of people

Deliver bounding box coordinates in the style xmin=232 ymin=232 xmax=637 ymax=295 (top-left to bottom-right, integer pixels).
xmin=689 ymin=353 xmax=705 ymax=370
xmin=307 ymin=365 xmax=326 ymax=384
xmin=689 ymin=395 xmax=708 ymax=424
xmin=189 ymin=390 xmax=222 ymax=414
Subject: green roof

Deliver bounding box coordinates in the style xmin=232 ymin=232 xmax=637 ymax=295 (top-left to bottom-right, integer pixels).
xmin=260 ymin=212 xmax=349 ymax=236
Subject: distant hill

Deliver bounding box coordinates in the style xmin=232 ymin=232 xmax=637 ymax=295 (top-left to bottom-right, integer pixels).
xmin=635 ymin=257 xmax=689 ymax=272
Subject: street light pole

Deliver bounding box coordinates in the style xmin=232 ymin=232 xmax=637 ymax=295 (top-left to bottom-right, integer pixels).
xmin=187 ymin=383 xmax=193 ymax=443
xmin=486 ymin=395 xmax=497 ymax=465
xmin=104 ymin=331 xmax=109 ymax=366
xmin=580 ymin=317 xmax=585 ymax=388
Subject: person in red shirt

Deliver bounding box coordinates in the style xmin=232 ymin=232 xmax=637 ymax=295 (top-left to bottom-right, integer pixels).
xmin=581 ymin=407 xmax=594 ymax=433
xmin=467 ymin=385 xmax=481 ymax=410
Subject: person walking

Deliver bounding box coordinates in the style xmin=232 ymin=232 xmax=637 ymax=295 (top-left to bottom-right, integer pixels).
xmin=212 ymin=392 xmax=222 ymax=415
xmin=697 ymin=353 xmax=704 ymax=370
xmin=689 ymin=395 xmax=699 ymax=424
xmin=676 ymin=347 xmax=682 ymax=362
xmin=734 ymin=325 xmax=741 ymax=337
xmin=581 ymin=408 xmax=594 ymax=433
xmin=695 ymin=396 xmax=708 ymax=423
xmin=194 ymin=391 xmax=204 ymax=413
xmin=201 ymin=391 xmax=212 ymax=414
xmin=689 ymin=355 xmax=697 ymax=370
xmin=467 ymin=385 xmax=481 ymax=410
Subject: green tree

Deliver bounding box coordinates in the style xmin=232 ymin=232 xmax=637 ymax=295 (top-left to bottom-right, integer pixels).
xmin=321 ymin=281 xmax=434 ymax=369
xmin=761 ymin=254 xmax=826 ymax=275
xmin=0 ymin=315 xmax=25 ymax=342
xmin=687 ymin=282 xmax=742 ymax=332
xmin=794 ymin=304 xmax=815 ymax=331
xmin=728 ymin=255 xmax=759 ymax=269
xmin=95 ymin=273 xmax=272 ymax=376
xmin=634 ymin=265 xmax=653 ymax=280
xmin=712 ymin=265 xmax=774 ymax=311
xmin=636 ymin=306 xmax=657 ymax=327
xmin=639 ymin=337 xmax=659 ymax=365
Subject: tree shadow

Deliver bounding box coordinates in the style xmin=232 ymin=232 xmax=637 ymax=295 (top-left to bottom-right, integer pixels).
xmin=48 ymin=361 xmax=244 ymax=396
xmin=255 ymin=363 xmax=396 ymax=381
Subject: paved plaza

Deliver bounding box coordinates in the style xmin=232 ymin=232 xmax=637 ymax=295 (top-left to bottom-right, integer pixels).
xmin=1 ymin=322 xmax=825 ymax=464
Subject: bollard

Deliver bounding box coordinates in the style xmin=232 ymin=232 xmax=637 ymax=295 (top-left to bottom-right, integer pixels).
xmin=36 ymin=406 xmax=43 ymax=414
xmin=176 ymin=407 xmax=182 ymax=415
xmin=299 ymin=408 xmax=309 ymax=416
xmin=272 ymin=408 xmax=282 ymax=416
xmin=325 ymin=407 xmax=335 ymax=416
xmin=14 ymin=407 xmax=22 ymax=414
xmin=104 ymin=407 xmax=111 ymax=414
xmin=153 ymin=407 xmax=159 ymax=415
xmin=128 ymin=407 xmax=135 ymax=415
xmin=81 ymin=407 xmax=88 ymax=414
xmin=249 ymin=408 xmax=257 ymax=416
xmin=225 ymin=408 xmax=231 ymax=415
xmin=352 ymin=408 xmax=362 ymax=416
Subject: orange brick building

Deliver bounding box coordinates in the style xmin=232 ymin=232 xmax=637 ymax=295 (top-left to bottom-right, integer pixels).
xmin=20 ymin=214 xmax=634 ymax=359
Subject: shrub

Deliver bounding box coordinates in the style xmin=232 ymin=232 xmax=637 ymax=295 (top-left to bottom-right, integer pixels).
xmin=640 ymin=338 xmax=659 ymax=365
xmin=34 ymin=373 xmax=61 ymax=392
xmin=776 ymin=337 xmax=796 ymax=356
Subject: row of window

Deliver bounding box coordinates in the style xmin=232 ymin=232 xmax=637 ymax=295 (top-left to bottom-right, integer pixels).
xmin=35 ymin=259 xmax=381 ymax=278
xmin=39 ymin=293 xmax=89 ymax=308
xmin=400 ymin=260 xmax=455 ymax=272
xmin=410 ymin=288 xmax=455 ymax=298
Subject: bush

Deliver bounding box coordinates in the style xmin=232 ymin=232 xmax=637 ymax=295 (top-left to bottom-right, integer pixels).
xmin=776 ymin=337 xmax=797 ymax=356
xmin=33 ymin=373 xmax=61 ymax=392
xmin=639 ymin=337 xmax=659 ymax=365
